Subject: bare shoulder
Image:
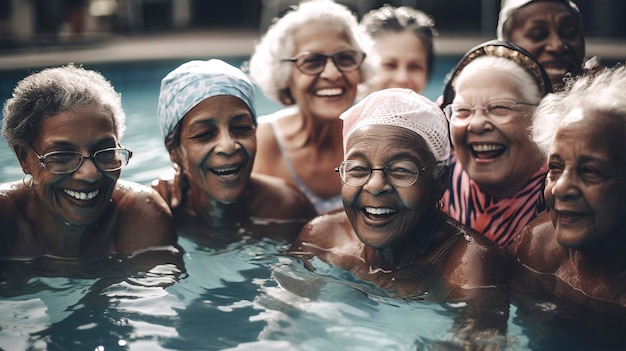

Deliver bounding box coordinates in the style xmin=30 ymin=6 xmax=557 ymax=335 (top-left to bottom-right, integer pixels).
xmin=248 ymin=173 xmax=317 ymax=220
xmin=443 ymin=217 xmax=509 ymax=286
xmin=111 ymin=180 xmax=177 ymax=250
xmin=512 ymin=212 xmax=562 ymax=272
xmin=293 ymin=210 xmax=352 ymax=251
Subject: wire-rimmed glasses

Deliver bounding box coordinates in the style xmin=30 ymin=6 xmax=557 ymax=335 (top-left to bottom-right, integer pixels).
xmin=335 ymin=160 xmax=432 ymax=188
xmin=282 ymin=50 xmax=366 ymax=75
xmin=29 ymin=145 xmax=133 ymax=174
xmin=443 ymin=100 xmax=537 ymax=126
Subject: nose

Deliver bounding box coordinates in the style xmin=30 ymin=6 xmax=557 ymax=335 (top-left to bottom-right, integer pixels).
xmin=320 ymin=57 xmax=342 ymax=78
xmin=392 ymin=68 xmax=411 ymax=86
xmin=466 ymin=107 xmax=493 ymax=132
xmin=363 ymin=169 xmax=392 ymax=195
xmin=550 ymin=169 xmax=580 ymax=200
xmin=72 ymin=157 xmax=102 ymax=182
xmin=546 ymin=34 xmax=568 ymax=53
xmin=214 ymin=130 xmax=240 ymax=155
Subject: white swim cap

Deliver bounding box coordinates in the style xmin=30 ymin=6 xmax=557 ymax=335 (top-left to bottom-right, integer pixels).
xmin=340 ymin=88 xmax=450 ymax=163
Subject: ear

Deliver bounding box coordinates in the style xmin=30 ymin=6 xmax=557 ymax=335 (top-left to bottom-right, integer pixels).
xmin=168 ymin=147 xmax=182 ymax=173
xmin=14 ymin=145 xmax=33 ymax=174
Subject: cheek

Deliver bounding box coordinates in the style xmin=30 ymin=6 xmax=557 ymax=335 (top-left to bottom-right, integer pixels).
xmin=449 ymin=125 xmax=466 ymax=149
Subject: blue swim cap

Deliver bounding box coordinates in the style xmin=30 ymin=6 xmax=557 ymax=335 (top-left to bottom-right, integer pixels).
xmin=157 ymin=59 xmax=256 ymax=138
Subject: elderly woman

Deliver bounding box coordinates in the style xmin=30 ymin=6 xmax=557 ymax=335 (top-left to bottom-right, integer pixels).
xmin=293 ymin=88 xmax=507 ymax=301
xmin=291 ymin=88 xmax=509 ymax=346
xmin=360 ymin=4 xmax=437 ymax=95
xmin=0 ymin=64 xmax=176 ymax=258
xmin=496 ymin=0 xmax=599 ymax=90
xmin=247 ymin=0 xmax=373 ymax=214
xmin=441 ymin=40 xmax=553 ymax=251
xmin=513 ymin=65 xmax=626 ymax=317
xmin=156 ymin=59 xmax=316 ymax=240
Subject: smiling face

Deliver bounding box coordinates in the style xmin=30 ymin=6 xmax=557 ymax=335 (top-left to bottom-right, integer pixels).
xmin=450 ymin=67 xmax=542 ymax=198
xmin=17 ymin=105 xmax=120 ymax=225
xmin=287 ymin=21 xmax=361 ymax=121
xmin=370 ymin=31 xmax=429 ymax=94
xmin=342 ymin=125 xmax=443 ymax=249
xmin=545 ymin=109 xmax=626 ymax=250
xmin=507 ymin=1 xmax=585 ymax=89
xmin=171 ymin=95 xmax=256 ymax=204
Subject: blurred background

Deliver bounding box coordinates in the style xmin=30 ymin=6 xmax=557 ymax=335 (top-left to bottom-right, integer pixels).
xmin=0 ymin=0 xmax=624 ymax=184
xmin=0 ymin=0 xmax=624 ymax=50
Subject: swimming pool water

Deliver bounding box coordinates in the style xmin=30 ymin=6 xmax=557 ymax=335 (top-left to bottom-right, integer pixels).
xmin=1 ymin=58 xmax=624 ymax=350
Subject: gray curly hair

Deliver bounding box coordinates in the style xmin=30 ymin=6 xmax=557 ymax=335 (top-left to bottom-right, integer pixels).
xmin=2 ymin=64 xmax=126 ymax=148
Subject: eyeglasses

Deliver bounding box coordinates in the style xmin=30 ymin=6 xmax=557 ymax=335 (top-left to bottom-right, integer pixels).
xmin=335 ymin=160 xmax=432 ymax=188
xmin=443 ymin=100 xmax=537 ymax=126
xmin=282 ymin=50 xmax=366 ymax=75
xmin=29 ymin=145 xmax=133 ymax=174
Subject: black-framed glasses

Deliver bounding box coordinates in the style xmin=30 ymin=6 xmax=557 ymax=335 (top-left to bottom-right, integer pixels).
xmin=335 ymin=160 xmax=432 ymax=188
xmin=443 ymin=100 xmax=537 ymax=126
xmin=29 ymin=145 xmax=133 ymax=174
xmin=282 ymin=50 xmax=366 ymax=75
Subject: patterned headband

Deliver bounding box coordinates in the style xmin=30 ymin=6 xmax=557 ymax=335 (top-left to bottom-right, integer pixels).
xmin=442 ymin=40 xmax=552 ymax=107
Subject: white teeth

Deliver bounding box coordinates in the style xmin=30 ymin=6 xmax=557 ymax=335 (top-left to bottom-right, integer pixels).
xmin=214 ymin=167 xmax=238 ymax=174
xmin=472 ymin=144 xmax=504 ymax=152
xmin=544 ymin=67 xmax=567 ymax=75
xmin=64 ymin=189 xmax=99 ymax=200
xmin=316 ymin=88 xmax=342 ymax=97
xmin=364 ymin=207 xmax=396 ymax=215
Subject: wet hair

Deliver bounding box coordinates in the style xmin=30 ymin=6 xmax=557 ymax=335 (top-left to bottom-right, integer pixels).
xmin=247 ymin=0 xmax=374 ymax=105
xmin=532 ymin=65 xmax=626 ymax=157
xmin=2 ymin=64 xmax=125 ymax=148
xmin=360 ymin=4 xmax=437 ymax=79
xmin=497 ymin=0 xmax=582 ymax=41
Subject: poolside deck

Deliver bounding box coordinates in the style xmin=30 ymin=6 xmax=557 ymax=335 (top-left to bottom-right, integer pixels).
xmin=0 ymin=29 xmax=624 ymax=71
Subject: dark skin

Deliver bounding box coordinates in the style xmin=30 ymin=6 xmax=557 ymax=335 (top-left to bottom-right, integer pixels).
xmin=0 ymin=106 xmax=177 ymax=259
xmin=156 ymin=96 xmax=317 ymax=244
xmin=0 ymin=179 xmax=177 ymax=258
xmin=512 ymin=213 xmax=626 ymax=320
xmin=291 ymin=126 xmax=510 ymax=345
xmin=511 ymin=112 xmax=626 ymax=319
xmin=505 ymin=1 xmax=586 ymax=90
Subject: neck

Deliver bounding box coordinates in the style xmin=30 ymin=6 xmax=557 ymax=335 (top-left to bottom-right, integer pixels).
xmin=292 ymin=110 xmax=343 ymax=149
xmin=371 ymin=211 xmax=441 ymax=271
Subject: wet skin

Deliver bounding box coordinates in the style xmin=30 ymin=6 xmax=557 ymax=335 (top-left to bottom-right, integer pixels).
xmin=544 ymin=109 xmax=626 ymax=249
xmin=341 ymin=125 xmax=443 ymax=251
xmin=512 ymin=109 xmax=626 ymax=318
xmin=507 ymin=1 xmax=585 ymax=89
xmin=18 ymin=105 xmax=121 ymax=226
xmin=1 ymin=104 xmax=177 ymax=258
xmin=170 ymin=95 xmax=256 ymax=206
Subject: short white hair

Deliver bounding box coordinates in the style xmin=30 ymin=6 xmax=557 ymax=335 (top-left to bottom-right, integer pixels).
xmin=532 ymin=65 xmax=626 ymax=157
xmin=247 ymin=0 xmax=374 ymax=105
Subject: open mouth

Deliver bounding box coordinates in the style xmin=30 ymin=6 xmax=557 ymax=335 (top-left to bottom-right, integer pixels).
xmin=209 ymin=165 xmax=242 ymax=177
xmin=63 ymin=189 xmax=99 ymax=201
xmin=470 ymin=143 xmax=506 ymax=159
xmin=363 ymin=206 xmax=397 ymax=220
xmin=541 ymin=62 xmax=572 ymax=79
xmin=315 ymin=88 xmax=343 ymax=97
xmin=555 ymin=210 xmax=586 ymax=224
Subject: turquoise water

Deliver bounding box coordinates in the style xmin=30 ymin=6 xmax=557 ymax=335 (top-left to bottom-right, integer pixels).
xmin=1 ymin=58 xmax=624 ymax=350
